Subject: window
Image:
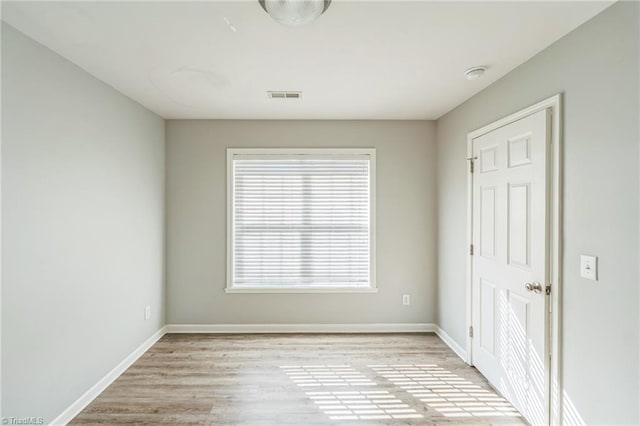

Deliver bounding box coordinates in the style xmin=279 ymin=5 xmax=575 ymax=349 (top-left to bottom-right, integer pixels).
xmin=227 ymin=148 xmax=376 ymax=293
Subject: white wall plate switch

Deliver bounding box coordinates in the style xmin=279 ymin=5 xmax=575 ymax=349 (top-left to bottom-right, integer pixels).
xmin=580 ymin=255 xmax=597 ymax=281
xmin=402 ymin=294 xmax=410 ymax=305
xmin=145 ymin=306 xmax=151 ymax=320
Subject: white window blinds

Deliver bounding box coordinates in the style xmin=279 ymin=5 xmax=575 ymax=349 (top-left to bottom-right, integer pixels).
xmin=228 ymin=149 xmax=375 ymax=291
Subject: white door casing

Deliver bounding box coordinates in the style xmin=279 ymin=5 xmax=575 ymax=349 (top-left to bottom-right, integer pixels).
xmin=470 ymin=108 xmax=551 ymax=425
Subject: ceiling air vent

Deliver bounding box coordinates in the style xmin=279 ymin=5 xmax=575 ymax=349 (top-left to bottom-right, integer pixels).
xmin=268 ymin=91 xmax=302 ymax=99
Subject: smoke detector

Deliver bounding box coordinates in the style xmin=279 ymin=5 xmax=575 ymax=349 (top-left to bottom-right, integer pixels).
xmin=464 ymin=67 xmax=487 ymax=81
xmin=268 ymin=91 xmax=302 ymax=99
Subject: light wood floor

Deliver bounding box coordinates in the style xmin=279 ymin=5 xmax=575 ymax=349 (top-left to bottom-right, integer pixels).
xmin=71 ymin=333 xmax=525 ymax=425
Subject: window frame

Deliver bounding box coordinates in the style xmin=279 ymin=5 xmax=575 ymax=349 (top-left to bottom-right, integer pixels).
xmin=226 ymin=148 xmax=377 ymax=294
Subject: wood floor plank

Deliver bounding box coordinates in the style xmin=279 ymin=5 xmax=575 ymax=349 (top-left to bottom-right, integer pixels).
xmin=71 ymin=333 xmax=525 ymax=425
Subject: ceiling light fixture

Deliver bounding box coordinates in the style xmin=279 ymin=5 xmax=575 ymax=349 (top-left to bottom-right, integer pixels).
xmin=464 ymin=66 xmax=487 ymax=81
xmin=258 ymin=0 xmax=332 ymax=27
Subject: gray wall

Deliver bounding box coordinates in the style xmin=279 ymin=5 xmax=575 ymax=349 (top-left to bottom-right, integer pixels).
xmin=435 ymin=2 xmax=639 ymax=424
xmin=1 ymin=24 xmax=166 ymax=423
xmin=166 ymin=120 xmax=436 ymax=325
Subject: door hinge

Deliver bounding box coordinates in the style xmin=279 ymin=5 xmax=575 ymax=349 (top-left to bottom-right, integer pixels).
xmin=545 ymin=284 xmax=551 ymax=295
xmin=470 ymin=244 xmax=474 ymax=256
xmin=467 ymin=156 xmax=477 ymax=173
xmin=469 ymin=326 xmax=474 ymax=338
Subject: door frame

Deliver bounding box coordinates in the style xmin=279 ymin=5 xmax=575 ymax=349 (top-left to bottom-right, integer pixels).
xmin=465 ymin=94 xmax=562 ymax=425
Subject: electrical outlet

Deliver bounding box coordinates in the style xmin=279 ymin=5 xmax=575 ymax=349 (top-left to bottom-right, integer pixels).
xmin=402 ymin=294 xmax=410 ymax=306
xmin=145 ymin=306 xmax=151 ymax=320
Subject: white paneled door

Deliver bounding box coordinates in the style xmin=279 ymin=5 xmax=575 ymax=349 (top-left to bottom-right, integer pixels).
xmin=471 ymin=108 xmax=551 ymax=425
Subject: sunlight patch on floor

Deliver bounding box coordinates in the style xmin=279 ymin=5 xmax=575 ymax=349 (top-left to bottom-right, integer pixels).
xmin=282 ymin=363 xmax=520 ymax=421
xmin=369 ymin=364 xmax=521 ymax=418
xmin=305 ymin=390 xmax=423 ymax=420
xmin=280 ymin=365 xmax=423 ymax=420
xmin=280 ymin=365 xmax=376 ymax=388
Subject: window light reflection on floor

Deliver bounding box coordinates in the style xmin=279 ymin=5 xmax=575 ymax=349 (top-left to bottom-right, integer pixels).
xmin=281 ymin=364 xmax=521 ymax=421
xmin=369 ymin=364 xmax=521 ymax=418
xmin=280 ymin=365 xmax=423 ymax=420
xmin=306 ymin=390 xmax=423 ymax=420
xmin=280 ymin=365 xmax=376 ymax=387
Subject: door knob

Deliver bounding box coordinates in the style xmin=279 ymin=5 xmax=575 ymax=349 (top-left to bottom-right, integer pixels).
xmin=525 ymin=281 xmax=543 ymax=294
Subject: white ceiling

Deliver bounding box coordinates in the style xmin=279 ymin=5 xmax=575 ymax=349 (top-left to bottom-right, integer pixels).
xmin=2 ymin=1 xmax=612 ymax=120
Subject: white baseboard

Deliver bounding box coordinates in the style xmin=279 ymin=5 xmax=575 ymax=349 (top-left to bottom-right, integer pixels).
xmin=434 ymin=325 xmax=468 ymax=362
xmin=166 ymin=323 xmax=436 ymax=334
xmin=50 ymin=326 xmax=167 ymax=426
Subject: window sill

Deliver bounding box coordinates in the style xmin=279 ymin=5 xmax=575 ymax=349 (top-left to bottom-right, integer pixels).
xmin=225 ymin=287 xmax=378 ymax=294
